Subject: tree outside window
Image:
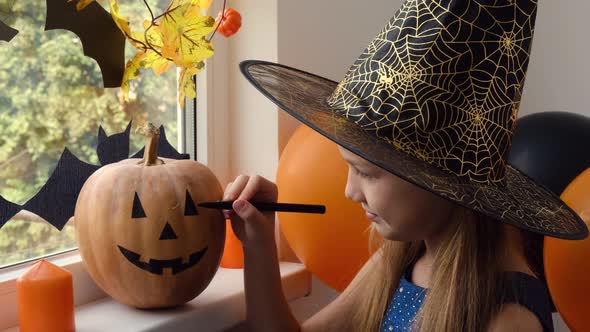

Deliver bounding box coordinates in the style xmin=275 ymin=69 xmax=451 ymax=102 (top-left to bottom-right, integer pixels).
xmin=0 ymin=0 xmax=178 ymax=267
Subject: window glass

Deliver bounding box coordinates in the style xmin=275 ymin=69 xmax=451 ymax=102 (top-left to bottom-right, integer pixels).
xmin=0 ymin=0 xmax=178 ymax=268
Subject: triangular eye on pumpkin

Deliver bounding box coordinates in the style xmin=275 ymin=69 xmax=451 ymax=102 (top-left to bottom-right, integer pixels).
xmin=184 ymin=190 xmax=199 ymax=216
xmin=132 ymin=192 xmax=147 ymax=218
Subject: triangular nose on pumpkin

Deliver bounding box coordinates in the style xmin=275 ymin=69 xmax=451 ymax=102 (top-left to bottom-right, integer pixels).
xmin=159 ymin=222 xmax=178 ymax=240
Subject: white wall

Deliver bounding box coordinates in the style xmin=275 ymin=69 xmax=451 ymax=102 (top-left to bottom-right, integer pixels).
xmin=521 ymin=0 xmax=590 ymax=116
xmin=227 ymin=0 xmax=279 ymax=181
xmin=277 ymin=0 xmax=397 ymax=151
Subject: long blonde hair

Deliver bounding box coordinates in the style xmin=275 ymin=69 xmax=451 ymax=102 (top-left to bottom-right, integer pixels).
xmin=347 ymin=206 xmax=508 ymax=332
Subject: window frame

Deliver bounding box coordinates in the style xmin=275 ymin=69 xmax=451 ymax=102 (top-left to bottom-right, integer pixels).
xmin=0 ymin=46 xmax=230 ymax=328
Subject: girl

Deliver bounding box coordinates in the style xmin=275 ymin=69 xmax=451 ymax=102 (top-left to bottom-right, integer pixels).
xmin=222 ymin=153 xmax=552 ymax=331
xmin=219 ymin=0 xmax=588 ymax=331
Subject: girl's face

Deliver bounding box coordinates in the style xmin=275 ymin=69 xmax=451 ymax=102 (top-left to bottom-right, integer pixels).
xmin=338 ymin=146 xmax=455 ymax=241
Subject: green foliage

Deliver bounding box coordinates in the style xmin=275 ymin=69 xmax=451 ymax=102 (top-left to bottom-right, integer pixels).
xmin=0 ymin=0 xmax=178 ymax=267
xmin=0 ymin=220 xmax=76 ymax=265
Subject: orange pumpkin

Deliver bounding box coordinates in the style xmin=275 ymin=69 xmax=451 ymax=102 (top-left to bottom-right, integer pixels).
xmin=74 ymin=124 xmax=225 ymax=308
xmin=214 ymin=7 xmax=242 ymax=38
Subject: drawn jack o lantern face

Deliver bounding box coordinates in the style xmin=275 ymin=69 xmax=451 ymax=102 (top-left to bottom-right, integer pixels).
xmin=75 ymin=157 xmax=226 ymax=308
xmin=117 ymin=190 xmax=209 ymax=275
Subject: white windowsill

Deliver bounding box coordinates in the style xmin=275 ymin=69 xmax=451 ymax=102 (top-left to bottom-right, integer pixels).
xmin=2 ymin=262 xmax=311 ymax=332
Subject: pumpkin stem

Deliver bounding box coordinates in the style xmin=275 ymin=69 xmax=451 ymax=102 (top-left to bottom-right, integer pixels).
xmin=139 ymin=123 xmax=164 ymax=166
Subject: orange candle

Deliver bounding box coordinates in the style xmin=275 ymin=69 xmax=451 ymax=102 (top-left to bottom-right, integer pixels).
xmin=16 ymin=259 xmax=75 ymax=332
xmin=220 ymin=219 xmax=244 ymax=268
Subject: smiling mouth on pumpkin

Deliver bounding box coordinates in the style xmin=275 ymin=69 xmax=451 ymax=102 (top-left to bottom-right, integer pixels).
xmin=117 ymin=245 xmax=208 ymax=275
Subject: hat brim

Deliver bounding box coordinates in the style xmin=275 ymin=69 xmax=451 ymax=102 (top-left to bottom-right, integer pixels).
xmin=240 ymin=60 xmax=588 ymax=240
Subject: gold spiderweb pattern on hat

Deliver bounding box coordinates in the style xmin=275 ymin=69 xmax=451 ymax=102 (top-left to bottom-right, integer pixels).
xmin=241 ymin=57 xmax=587 ymax=238
xmin=327 ymin=0 xmax=537 ymax=184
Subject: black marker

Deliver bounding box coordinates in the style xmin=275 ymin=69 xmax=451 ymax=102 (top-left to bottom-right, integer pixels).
xmin=198 ymin=201 xmax=326 ymax=214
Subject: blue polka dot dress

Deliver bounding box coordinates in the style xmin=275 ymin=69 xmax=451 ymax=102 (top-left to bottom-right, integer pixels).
xmin=379 ymin=268 xmax=555 ymax=332
xmin=380 ymin=273 xmax=426 ymax=332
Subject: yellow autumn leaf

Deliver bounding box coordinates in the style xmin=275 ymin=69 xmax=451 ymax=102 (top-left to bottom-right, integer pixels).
xmin=175 ymin=0 xmax=211 ymax=9
xmin=129 ymin=20 xmax=166 ymax=52
xmin=169 ymin=0 xmax=193 ymax=11
xmin=177 ymin=0 xmax=212 ymax=10
xmin=178 ymin=63 xmax=204 ymax=107
xmin=120 ymin=52 xmax=145 ymax=102
xmin=141 ymin=49 xmax=173 ymax=75
xmin=111 ymin=0 xmax=220 ymax=106
xmin=109 ymin=0 xmax=132 ymax=38
xmin=160 ymin=4 xmax=215 ymax=67
xmin=199 ymin=0 xmax=213 ymax=11
xmin=136 ymin=24 xmax=173 ymax=74
xmin=144 ymin=20 xmax=164 ymax=50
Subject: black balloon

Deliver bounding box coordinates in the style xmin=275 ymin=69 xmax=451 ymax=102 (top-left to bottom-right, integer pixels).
xmin=508 ymin=111 xmax=590 ymax=195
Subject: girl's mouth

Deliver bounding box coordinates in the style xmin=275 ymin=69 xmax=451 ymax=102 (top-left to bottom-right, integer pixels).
xmin=365 ymin=211 xmax=379 ymax=221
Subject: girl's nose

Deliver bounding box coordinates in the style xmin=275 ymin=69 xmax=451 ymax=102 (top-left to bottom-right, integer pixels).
xmin=344 ymin=170 xmax=364 ymax=202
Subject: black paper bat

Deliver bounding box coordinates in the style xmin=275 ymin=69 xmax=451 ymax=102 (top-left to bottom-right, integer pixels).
xmin=45 ymin=0 xmax=125 ymax=88
xmin=0 ymin=20 xmax=18 ymax=42
xmin=0 ymin=121 xmax=190 ymax=231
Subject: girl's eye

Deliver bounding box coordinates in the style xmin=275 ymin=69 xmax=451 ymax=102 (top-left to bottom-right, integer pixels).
xmin=355 ymin=168 xmax=372 ymax=179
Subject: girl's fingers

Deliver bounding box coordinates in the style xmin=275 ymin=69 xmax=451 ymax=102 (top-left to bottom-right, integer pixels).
xmin=221 ymin=175 xmax=278 ymax=220
xmin=223 ymin=181 xmax=233 ymax=198
xmin=232 ymin=199 xmax=265 ymax=225
xmin=223 ymin=175 xmax=249 ymax=218
xmin=224 ymin=175 xmax=249 ymax=200
xmin=236 ymin=175 xmax=278 ymax=203
xmin=222 ymin=182 xmax=233 ymax=218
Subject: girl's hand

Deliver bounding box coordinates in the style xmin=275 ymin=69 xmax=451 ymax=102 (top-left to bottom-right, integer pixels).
xmin=222 ymin=175 xmax=278 ymax=250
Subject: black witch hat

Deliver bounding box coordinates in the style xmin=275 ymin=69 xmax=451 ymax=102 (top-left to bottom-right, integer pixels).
xmin=240 ymin=0 xmax=587 ymax=239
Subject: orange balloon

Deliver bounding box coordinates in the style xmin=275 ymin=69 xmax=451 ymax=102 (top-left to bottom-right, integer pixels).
xmin=276 ymin=125 xmax=371 ymax=291
xmin=544 ymin=168 xmax=590 ymax=331
xmin=220 ymin=220 xmax=244 ymax=269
